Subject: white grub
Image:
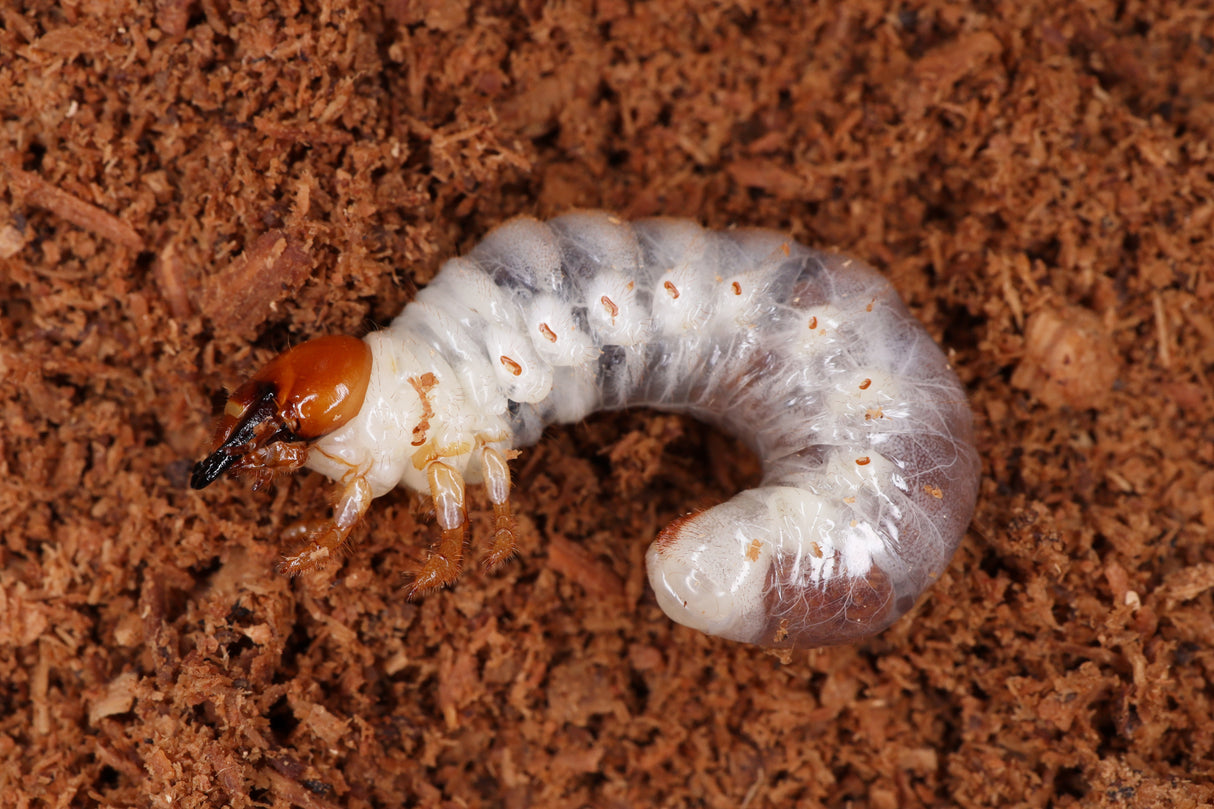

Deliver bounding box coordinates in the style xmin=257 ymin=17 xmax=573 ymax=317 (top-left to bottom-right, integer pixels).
xmin=295 ymin=212 xmax=980 ymax=648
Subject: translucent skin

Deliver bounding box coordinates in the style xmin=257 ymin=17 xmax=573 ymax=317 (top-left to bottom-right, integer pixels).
xmin=292 ymin=212 xmax=980 ymax=649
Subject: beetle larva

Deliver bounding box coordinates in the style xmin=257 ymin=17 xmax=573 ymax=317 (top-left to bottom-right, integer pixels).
xmin=193 ymin=211 xmax=980 ymax=649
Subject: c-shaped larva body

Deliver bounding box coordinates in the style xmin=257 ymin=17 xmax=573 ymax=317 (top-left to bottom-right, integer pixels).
xmin=193 ymin=212 xmax=980 ymax=649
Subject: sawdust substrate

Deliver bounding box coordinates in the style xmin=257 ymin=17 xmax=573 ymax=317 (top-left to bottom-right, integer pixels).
xmin=2 ymin=2 xmax=1212 ymax=807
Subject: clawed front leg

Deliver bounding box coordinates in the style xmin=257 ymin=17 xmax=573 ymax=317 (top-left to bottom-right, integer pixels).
xmin=480 ymin=446 xmax=517 ymax=569
xmin=408 ymin=461 xmax=468 ymax=596
xmin=278 ymin=474 xmax=372 ymax=575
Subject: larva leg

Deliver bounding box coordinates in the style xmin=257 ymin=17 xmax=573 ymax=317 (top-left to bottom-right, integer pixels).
xmin=409 ymin=461 xmax=468 ymax=595
xmin=278 ymin=473 xmax=372 ymax=575
xmin=480 ymin=446 xmax=517 ymax=569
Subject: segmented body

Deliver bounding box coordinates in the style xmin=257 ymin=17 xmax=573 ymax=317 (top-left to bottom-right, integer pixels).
xmin=295 ymin=211 xmax=980 ymax=648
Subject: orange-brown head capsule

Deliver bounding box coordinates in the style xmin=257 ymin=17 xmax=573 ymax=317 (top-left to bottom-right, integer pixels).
xmin=191 ymin=335 xmax=372 ymax=490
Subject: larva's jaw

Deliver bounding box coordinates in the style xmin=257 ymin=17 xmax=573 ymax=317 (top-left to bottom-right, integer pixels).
xmin=191 ymin=381 xmax=292 ymax=489
xmin=191 ymin=336 xmax=372 ymax=490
